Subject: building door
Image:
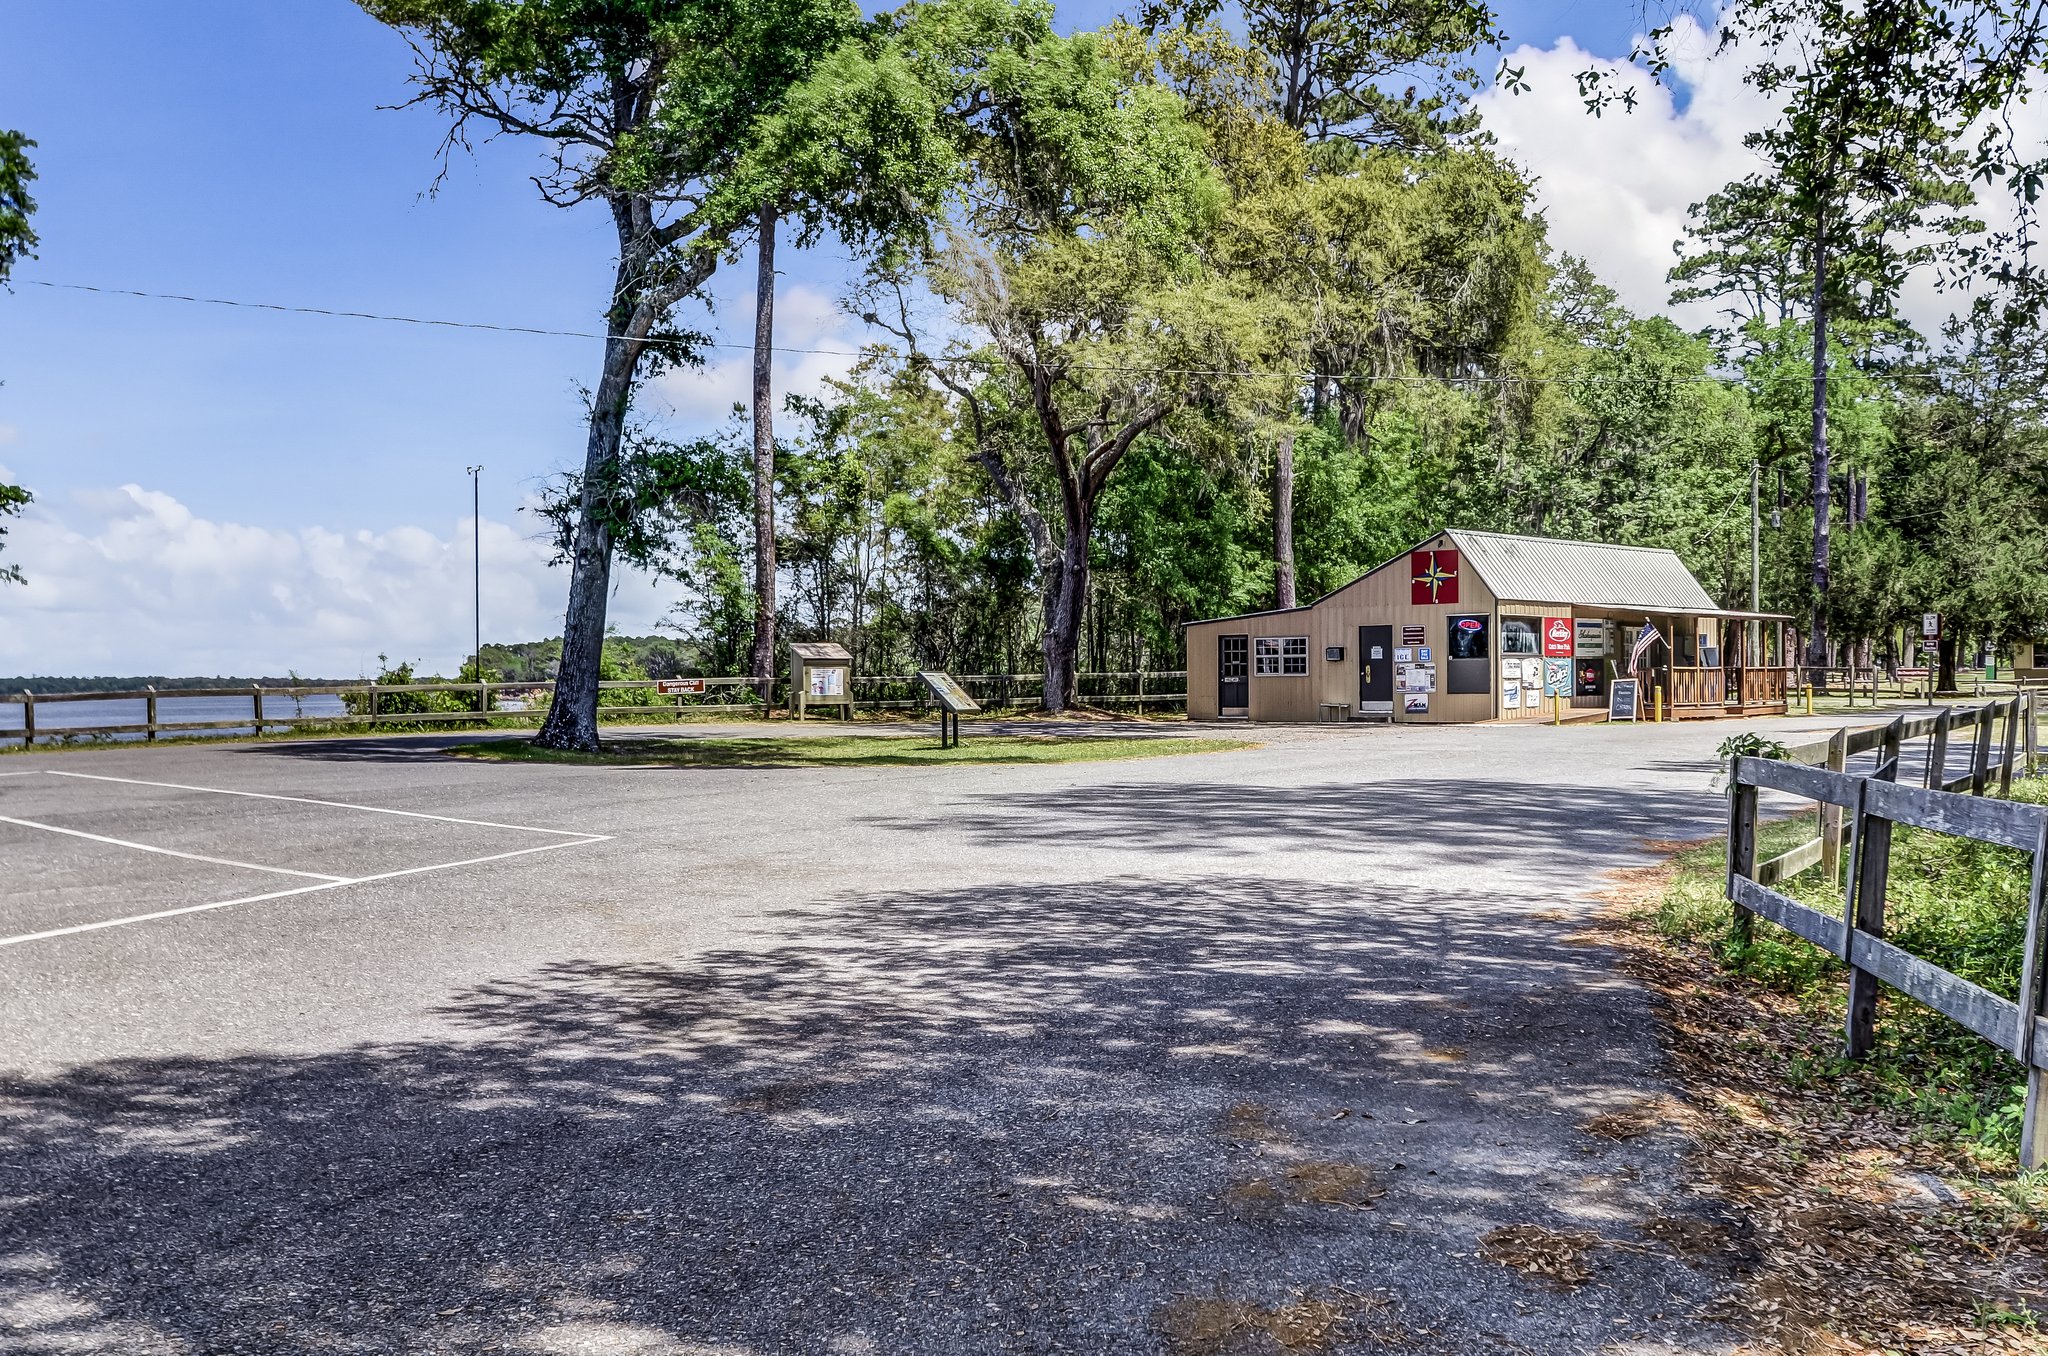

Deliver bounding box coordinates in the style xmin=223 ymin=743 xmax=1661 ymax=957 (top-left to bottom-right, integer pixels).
xmin=1219 ymin=634 xmax=1249 ymax=712
xmin=1358 ymin=625 xmax=1393 ymax=709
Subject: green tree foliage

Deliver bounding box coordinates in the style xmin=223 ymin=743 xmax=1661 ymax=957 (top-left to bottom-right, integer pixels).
xmin=0 ymin=130 xmax=35 ymax=284
xmin=0 ymin=130 xmax=36 ymax=584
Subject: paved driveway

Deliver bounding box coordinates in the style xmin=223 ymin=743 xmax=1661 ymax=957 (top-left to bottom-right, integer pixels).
xmin=0 ymin=716 xmax=1852 ymax=1354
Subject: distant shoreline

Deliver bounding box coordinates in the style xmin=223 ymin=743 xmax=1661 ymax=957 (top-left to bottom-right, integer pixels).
xmin=0 ymin=676 xmax=357 ymax=695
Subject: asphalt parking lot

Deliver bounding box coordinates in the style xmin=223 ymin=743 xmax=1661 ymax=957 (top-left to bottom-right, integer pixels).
xmin=0 ymin=713 xmax=1882 ymax=1354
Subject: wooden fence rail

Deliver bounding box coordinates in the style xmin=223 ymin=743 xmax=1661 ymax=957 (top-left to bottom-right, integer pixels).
xmin=0 ymin=672 xmax=1193 ymax=746
xmin=1752 ymin=697 xmax=2040 ymax=888
xmin=1726 ymin=698 xmax=2048 ymax=1166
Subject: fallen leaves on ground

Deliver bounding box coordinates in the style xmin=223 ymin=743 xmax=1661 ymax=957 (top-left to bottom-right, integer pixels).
xmin=1479 ymin=1224 xmax=1603 ymax=1288
xmin=1157 ymin=1286 xmax=1398 ymax=1353
xmin=1599 ymin=844 xmax=2048 ymax=1355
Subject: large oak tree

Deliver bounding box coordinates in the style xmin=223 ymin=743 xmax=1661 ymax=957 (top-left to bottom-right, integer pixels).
xmin=362 ymin=0 xmax=855 ymax=749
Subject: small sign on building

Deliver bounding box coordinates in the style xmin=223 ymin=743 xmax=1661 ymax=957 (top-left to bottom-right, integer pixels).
xmin=1544 ymin=617 xmax=1574 ymax=658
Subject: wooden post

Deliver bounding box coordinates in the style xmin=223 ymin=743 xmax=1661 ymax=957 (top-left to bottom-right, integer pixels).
xmin=1927 ymin=706 xmax=1953 ymax=790
xmin=2001 ymin=697 xmax=2022 ymax=797
xmin=1878 ymin=716 xmax=1903 ymax=784
xmin=479 ymin=679 xmax=490 ymax=717
xmin=1972 ymin=703 xmax=1996 ymax=796
xmin=1844 ymin=779 xmax=1890 ymax=1059
xmin=1821 ymin=726 xmax=1849 ymax=883
xmin=252 ymin=684 xmax=265 ymax=737
xmin=366 ymin=681 xmax=378 ymax=726
xmin=2019 ymin=819 xmax=2048 ymax=1169
xmin=1729 ymin=764 xmax=1758 ymax=947
xmin=21 ymin=690 xmax=33 ymax=746
xmin=145 ymin=685 xmax=158 ymax=743
xmin=2027 ymin=692 xmax=2041 ymax=774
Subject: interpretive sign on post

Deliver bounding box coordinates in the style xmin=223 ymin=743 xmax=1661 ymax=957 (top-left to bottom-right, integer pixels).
xmin=919 ymin=670 xmax=980 ymax=748
xmin=1608 ymin=678 xmax=1640 ymax=723
xmin=655 ymin=678 xmax=706 ymax=696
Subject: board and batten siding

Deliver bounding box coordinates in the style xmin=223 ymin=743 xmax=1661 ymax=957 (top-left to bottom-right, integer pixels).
xmin=1187 ymin=531 xmax=1517 ymax=724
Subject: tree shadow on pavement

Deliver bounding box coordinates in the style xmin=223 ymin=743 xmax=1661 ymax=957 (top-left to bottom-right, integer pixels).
xmin=868 ymin=779 xmax=1726 ymax=883
xmin=1 ymin=877 xmax=1741 ymax=1355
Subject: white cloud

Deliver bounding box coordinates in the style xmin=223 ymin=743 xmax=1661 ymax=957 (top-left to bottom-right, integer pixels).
xmin=1477 ymin=12 xmax=1780 ymax=329
xmin=0 ymin=485 xmax=692 ymax=677
xmin=647 ymin=283 xmax=865 ymax=428
xmin=1479 ymin=14 xmax=2048 ymax=339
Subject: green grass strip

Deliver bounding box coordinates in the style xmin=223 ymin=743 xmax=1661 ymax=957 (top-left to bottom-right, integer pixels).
xmin=447 ymin=733 xmax=1257 ymax=768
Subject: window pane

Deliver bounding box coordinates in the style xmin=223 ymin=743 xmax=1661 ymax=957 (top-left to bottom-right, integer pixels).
xmin=1501 ymin=618 xmax=1539 ymax=655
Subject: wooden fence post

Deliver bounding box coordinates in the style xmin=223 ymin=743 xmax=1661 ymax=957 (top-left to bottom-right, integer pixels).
xmin=1821 ymin=726 xmax=1849 ymax=882
xmin=21 ymin=690 xmax=33 ymax=746
xmin=1972 ymin=704 xmax=1996 ymax=796
xmin=145 ymin=685 xmax=158 ymax=743
xmin=252 ymin=684 xmax=265 ymax=737
xmin=1729 ymin=764 xmax=1758 ymax=947
xmin=2019 ymin=819 xmax=2048 ymax=1169
xmin=1844 ymin=778 xmax=1890 ymax=1059
xmin=1878 ymin=716 xmax=1903 ymax=784
xmin=366 ymin=681 xmax=378 ymax=726
xmin=2001 ymin=697 xmax=2022 ymax=797
xmin=1927 ymin=706 xmax=1952 ymax=790
xmin=2026 ymin=692 xmax=2040 ymax=773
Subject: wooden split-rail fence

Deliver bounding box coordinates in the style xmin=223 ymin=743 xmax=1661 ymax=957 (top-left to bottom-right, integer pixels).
xmin=0 ymin=671 xmax=1191 ymax=746
xmin=1725 ymin=693 xmax=2048 ymax=1164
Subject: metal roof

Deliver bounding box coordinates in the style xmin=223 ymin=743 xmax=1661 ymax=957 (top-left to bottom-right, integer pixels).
xmin=1447 ymin=529 xmax=1720 ymax=613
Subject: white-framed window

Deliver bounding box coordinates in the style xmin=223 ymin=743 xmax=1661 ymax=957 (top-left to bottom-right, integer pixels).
xmin=1254 ymin=636 xmax=1309 ymax=676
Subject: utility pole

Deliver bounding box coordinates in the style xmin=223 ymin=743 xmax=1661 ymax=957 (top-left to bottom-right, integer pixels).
xmin=1750 ymin=462 xmax=1762 ymax=667
xmin=466 ymin=465 xmax=483 ymax=681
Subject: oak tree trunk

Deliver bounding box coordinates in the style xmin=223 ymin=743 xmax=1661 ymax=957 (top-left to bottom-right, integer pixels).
xmin=534 ymin=276 xmax=637 ymax=751
xmin=1039 ymin=509 xmax=1091 ymax=714
xmin=747 ymin=205 xmax=779 ymax=705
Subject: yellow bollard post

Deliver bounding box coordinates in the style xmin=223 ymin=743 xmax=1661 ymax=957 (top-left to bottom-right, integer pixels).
xmin=1654 ymin=685 xmax=1664 ymax=723
xmin=1552 ymin=692 xmax=1562 ymax=726
xmin=1804 ymin=684 xmax=1814 ymax=716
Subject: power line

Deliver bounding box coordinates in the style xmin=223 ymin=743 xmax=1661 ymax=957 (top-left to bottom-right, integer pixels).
xmin=20 ymin=275 xmax=1740 ymax=387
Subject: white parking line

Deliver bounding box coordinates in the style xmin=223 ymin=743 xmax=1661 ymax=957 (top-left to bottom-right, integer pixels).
xmin=42 ymin=770 xmax=606 ymax=839
xmin=0 ymin=837 xmax=605 ymax=948
xmin=0 ymin=814 xmax=350 ymax=881
xmin=0 ymin=769 xmax=615 ymax=948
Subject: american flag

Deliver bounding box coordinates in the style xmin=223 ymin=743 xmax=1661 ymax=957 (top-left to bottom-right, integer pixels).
xmin=1627 ymin=621 xmax=1661 ymax=672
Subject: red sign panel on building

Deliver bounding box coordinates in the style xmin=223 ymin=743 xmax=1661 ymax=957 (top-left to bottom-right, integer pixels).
xmin=1410 ymin=548 xmax=1460 ymax=607
xmin=1543 ymin=617 xmax=1573 ymax=658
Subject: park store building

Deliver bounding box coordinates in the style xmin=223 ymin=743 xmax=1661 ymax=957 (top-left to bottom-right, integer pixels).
xmin=1184 ymin=529 xmax=1793 ymax=724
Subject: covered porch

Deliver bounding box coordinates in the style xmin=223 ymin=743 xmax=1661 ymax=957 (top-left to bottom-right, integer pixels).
xmin=1574 ymin=606 xmax=1796 ymax=720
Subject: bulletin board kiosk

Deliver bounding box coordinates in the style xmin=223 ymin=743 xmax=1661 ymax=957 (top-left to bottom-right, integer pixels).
xmin=789 ymin=641 xmax=854 ymax=720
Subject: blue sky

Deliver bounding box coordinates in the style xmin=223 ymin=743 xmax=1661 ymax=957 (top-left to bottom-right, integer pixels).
xmin=0 ymin=1 xmax=1754 ymax=675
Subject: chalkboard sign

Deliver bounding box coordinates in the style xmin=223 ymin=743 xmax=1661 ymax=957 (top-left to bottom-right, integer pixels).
xmin=1608 ymin=678 xmax=1640 ymax=723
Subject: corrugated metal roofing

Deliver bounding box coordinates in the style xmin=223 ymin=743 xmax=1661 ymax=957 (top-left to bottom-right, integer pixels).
xmin=1447 ymin=529 xmax=1719 ymax=613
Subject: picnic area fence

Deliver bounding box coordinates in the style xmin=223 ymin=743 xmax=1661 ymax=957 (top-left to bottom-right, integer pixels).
xmin=1725 ymin=692 xmax=2048 ymax=1165
xmin=0 ymin=670 xmax=1191 ymax=746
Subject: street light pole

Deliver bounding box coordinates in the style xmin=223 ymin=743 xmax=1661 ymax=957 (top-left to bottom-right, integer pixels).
xmin=466 ymin=465 xmax=483 ymax=682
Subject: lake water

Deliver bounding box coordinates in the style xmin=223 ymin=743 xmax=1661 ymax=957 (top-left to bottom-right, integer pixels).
xmin=0 ymin=693 xmax=352 ymax=741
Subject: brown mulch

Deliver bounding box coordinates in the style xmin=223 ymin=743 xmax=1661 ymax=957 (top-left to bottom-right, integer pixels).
xmin=1595 ymin=846 xmax=2048 ymax=1355
xmin=1478 ymin=1224 xmax=1603 ymax=1288
xmin=1157 ymin=1286 xmax=1400 ymax=1353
